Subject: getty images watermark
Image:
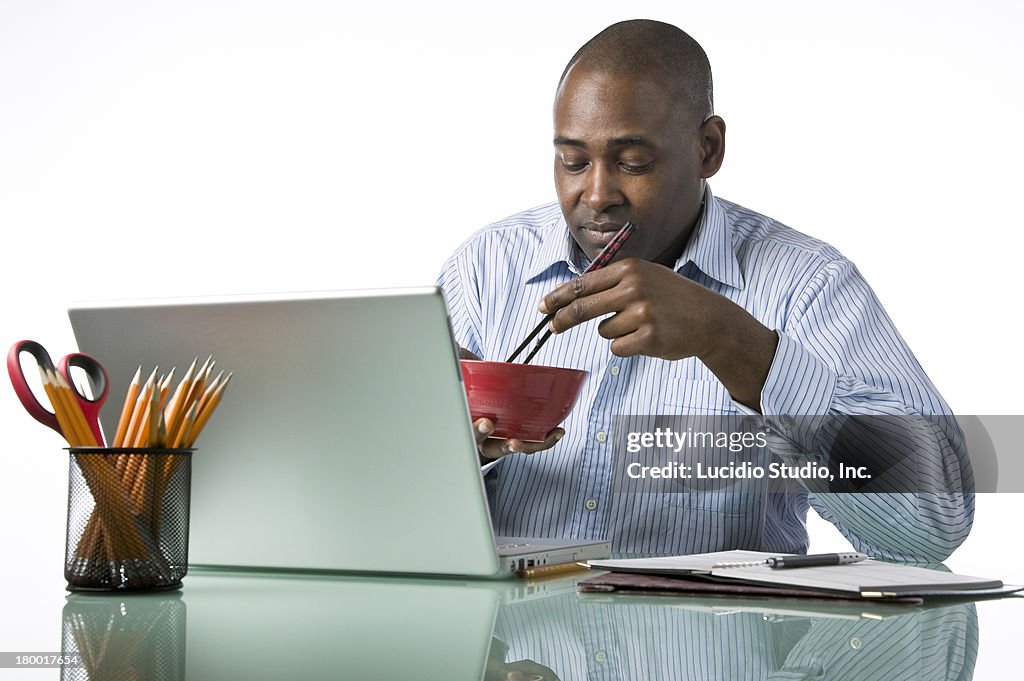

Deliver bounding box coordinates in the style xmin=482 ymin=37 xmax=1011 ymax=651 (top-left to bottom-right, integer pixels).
xmin=611 ymin=414 xmax=1015 ymax=494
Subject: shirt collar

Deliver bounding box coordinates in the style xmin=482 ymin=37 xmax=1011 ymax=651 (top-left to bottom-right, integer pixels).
xmin=673 ymin=184 xmax=745 ymax=290
xmin=524 ymin=184 xmax=745 ymax=290
xmin=525 ymin=214 xmax=582 ymax=282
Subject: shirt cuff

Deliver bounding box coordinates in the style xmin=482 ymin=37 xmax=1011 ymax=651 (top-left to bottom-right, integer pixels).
xmin=732 ymin=332 xmax=838 ymax=462
xmin=760 ymin=331 xmax=837 ymax=417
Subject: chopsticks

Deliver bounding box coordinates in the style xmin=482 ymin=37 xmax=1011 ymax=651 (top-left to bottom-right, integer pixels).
xmin=506 ymin=221 xmax=637 ymax=364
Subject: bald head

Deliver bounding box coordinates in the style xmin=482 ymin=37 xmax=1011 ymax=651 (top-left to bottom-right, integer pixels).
xmin=558 ymin=20 xmax=713 ymax=127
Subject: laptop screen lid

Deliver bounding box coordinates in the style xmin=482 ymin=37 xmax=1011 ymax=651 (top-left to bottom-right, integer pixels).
xmin=68 ymin=287 xmax=503 ymax=577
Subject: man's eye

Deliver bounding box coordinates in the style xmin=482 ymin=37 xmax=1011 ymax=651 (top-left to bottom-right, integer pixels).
xmin=560 ymin=156 xmax=589 ymax=173
xmin=619 ymin=161 xmax=653 ymax=173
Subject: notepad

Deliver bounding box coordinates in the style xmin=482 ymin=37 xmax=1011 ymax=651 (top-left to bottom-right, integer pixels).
xmin=586 ymin=550 xmax=1021 ymax=600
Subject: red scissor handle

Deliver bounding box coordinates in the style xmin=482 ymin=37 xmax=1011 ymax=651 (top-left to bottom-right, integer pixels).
xmin=7 ymin=340 xmax=109 ymax=445
xmin=7 ymin=340 xmax=61 ymax=435
xmin=56 ymin=352 xmax=109 ymax=446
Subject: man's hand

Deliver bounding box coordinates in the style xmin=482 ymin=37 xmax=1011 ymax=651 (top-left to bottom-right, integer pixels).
xmin=458 ymin=347 xmax=565 ymax=463
xmin=473 ymin=417 xmax=565 ymax=462
xmin=538 ymin=258 xmax=778 ymax=411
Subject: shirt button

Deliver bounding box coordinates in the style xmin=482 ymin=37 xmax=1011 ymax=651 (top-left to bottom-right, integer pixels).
xmin=594 ymin=651 xmax=607 ymax=663
xmin=595 ymin=431 xmax=607 ymax=443
xmin=585 ymin=499 xmax=598 ymax=511
xmin=609 ymin=365 xmax=620 ymax=376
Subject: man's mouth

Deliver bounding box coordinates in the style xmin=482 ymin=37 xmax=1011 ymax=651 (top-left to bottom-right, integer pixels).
xmin=579 ymin=222 xmax=624 ymax=247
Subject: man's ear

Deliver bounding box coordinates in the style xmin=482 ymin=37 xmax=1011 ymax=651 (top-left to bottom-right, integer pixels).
xmin=699 ymin=115 xmax=726 ymax=179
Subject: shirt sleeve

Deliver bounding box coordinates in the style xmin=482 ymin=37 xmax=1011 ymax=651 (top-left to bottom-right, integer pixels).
xmin=437 ymin=240 xmax=500 ymax=493
xmin=436 ymin=242 xmax=484 ymax=360
xmin=750 ymin=258 xmax=974 ymax=563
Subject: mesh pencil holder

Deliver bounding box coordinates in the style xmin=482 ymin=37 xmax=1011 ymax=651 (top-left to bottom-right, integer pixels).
xmin=64 ymin=447 xmax=194 ymax=592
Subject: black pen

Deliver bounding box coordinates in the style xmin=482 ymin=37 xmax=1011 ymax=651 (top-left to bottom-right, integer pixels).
xmin=713 ymin=552 xmax=869 ymax=570
xmin=767 ymin=552 xmax=868 ymax=570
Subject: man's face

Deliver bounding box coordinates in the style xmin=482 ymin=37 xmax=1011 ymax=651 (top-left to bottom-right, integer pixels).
xmin=553 ymin=65 xmax=713 ymax=266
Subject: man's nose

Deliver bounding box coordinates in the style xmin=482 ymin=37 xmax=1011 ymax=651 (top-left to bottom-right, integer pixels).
xmin=581 ymin=163 xmax=624 ymax=213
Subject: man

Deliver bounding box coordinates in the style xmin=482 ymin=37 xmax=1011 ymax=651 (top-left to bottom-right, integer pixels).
xmin=438 ymin=20 xmax=972 ymax=562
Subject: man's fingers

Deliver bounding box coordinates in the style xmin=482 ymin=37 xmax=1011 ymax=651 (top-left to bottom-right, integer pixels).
xmin=608 ymin=330 xmax=648 ymax=357
xmin=515 ymin=427 xmax=565 ymax=454
xmin=478 ymin=427 xmax=565 ymax=460
xmin=596 ymin=308 xmax=641 ymax=341
xmin=474 ymin=418 xmax=495 ymax=445
xmin=547 ymin=285 xmax=630 ymax=334
xmin=479 ymin=437 xmax=522 ymax=460
xmin=538 ymin=266 xmax=621 ymax=315
xmin=479 ymin=438 xmax=508 ymax=460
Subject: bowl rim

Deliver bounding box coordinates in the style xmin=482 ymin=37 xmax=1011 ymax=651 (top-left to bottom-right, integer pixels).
xmin=459 ymin=358 xmax=588 ymax=377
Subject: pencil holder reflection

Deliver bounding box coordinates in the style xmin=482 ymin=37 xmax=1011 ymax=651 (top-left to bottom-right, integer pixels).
xmin=64 ymin=447 xmax=193 ymax=592
xmin=61 ymin=592 xmax=186 ymax=681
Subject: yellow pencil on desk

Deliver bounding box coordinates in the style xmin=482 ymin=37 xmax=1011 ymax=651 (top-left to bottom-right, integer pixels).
xmin=517 ymin=561 xmax=590 ymax=579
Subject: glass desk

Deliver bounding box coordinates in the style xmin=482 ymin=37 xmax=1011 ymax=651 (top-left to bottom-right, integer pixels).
xmin=0 ymin=566 xmax=1020 ymax=680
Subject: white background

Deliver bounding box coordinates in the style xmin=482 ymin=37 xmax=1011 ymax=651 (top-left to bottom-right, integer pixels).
xmin=1 ymin=0 xmax=1021 ymax=655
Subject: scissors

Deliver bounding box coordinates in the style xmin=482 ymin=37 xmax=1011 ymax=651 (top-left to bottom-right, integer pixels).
xmin=7 ymin=340 xmax=109 ymax=446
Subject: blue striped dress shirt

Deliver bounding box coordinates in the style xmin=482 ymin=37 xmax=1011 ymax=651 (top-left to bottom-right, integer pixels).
xmin=437 ymin=185 xmax=973 ymax=562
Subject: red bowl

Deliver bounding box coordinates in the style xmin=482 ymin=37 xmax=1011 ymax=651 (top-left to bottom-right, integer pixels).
xmin=460 ymin=360 xmax=587 ymax=442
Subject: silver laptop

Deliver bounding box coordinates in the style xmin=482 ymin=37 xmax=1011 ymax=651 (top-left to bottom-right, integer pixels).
xmin=68 ymin=287 xmax=610 ymax=578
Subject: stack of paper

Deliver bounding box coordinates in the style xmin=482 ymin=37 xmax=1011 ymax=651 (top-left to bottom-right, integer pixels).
xmin=584 ymin=551 xmax=1021 ymax=602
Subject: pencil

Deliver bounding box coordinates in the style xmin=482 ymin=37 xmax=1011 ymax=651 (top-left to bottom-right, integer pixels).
xmin=53 ymin=370 xmax=98 ymax=446
xmin=194 ymin=370 xmax=223 ymax=417
xmin=162 ymin=401 xmax=199 ymax=488
xmin=124 ymin=368 xmax=158 ymax=448
xmin=171 ymin=401 xmax=198 ymax=449
xmin=39 ymin=367 xmax=80 ymax=445
xmin=146 ymin=377 xmax=160 ymax=447
xmin=157 ymin=368 xmax=175 ymax=406
xmin=516 ymin=561 xmax=590 ymax=579
xmin=112 ymin=366 xmax=142 ymax=447
xmin=185 ymin=372 xmax=230 ymax=446
xmin=181 ymin=356 xmax=212 ymax=415
xmin=156 ymin=410 xmax=168 ymax=448
xmin=164 ymin=357 xmax=197 ymax=447
xmin=122 ymin=369 xmax=158 ymax=490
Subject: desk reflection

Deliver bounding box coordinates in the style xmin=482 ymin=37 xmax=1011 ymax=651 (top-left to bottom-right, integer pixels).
xmin=56 ymin=571 xmax=977 ymax=681
xmin=62 ymin=593 xmax=185 ymax=681
xmin=491 ymin=592 xmax=978 ymax=681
